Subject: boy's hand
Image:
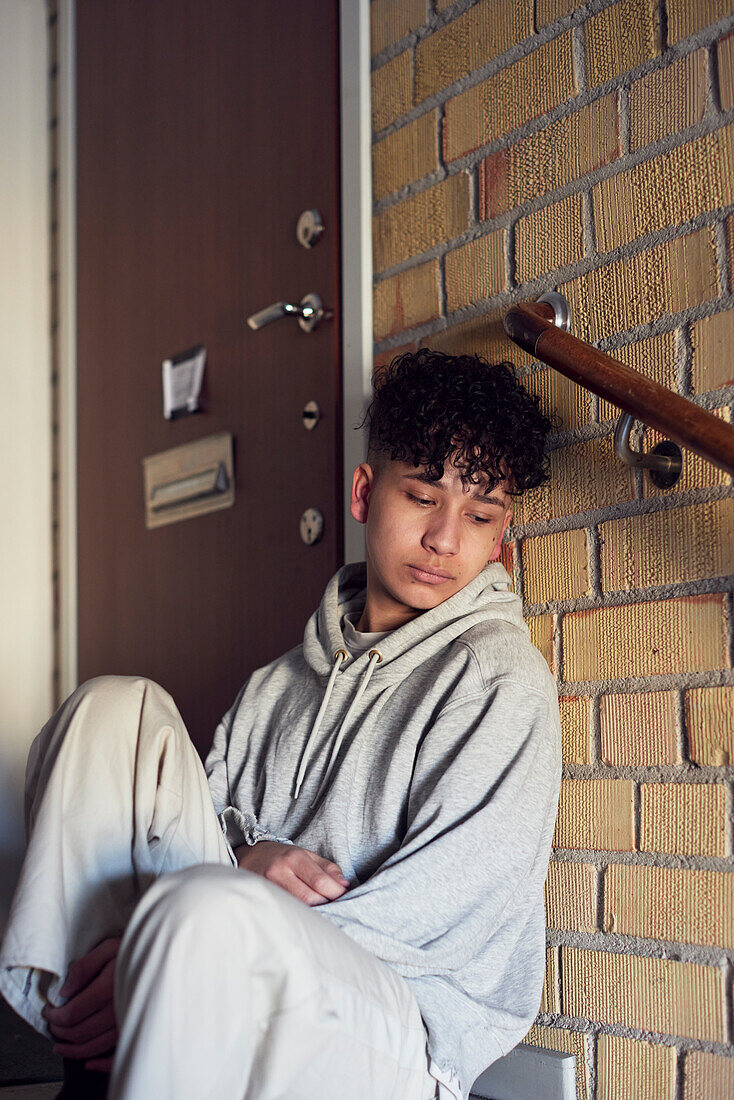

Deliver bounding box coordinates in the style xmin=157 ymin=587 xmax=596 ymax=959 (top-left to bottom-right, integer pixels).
xmin=42 ymin=936 xmax=121 ymax=1072
xmin=235 ymin=840 xmax=350 ymax=905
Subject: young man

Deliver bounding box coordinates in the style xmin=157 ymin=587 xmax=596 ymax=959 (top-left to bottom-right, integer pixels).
xmin=0 ymin=350 xmax=561 ymax=1100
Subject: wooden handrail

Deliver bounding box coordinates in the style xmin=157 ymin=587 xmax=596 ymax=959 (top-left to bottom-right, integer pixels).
xmin=503 ymin=301 xmax=734 ymax=476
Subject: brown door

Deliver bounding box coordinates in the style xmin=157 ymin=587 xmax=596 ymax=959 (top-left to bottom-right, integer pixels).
xmin=76 ymin=1 xmax=342 ymax=754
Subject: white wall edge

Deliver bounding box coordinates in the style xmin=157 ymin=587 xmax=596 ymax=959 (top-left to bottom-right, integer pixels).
xmin=339 ymin=0 xmax=373 ymax=565
xmin=58 ymin=0 xmax=78 ymax=698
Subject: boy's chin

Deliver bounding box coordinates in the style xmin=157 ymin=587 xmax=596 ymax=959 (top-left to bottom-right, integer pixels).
xmin=398 ymin=581 xmax=456 ymax=610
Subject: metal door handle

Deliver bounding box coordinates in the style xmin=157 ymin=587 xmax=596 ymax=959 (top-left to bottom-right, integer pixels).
xmin=247 ymin=292 xmax=332 ymax=334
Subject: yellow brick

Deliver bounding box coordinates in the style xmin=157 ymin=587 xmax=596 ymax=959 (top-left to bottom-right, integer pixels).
xmin=600 ymin=691 xmax=680 ymax=766
xmin=559 ymin=695 xmax=591 ymax=764
xmin=600 ymin=500 xmax=734 ymax=591
xmin=564 ymin=596 xmax=729 ymax=682
xmin=545 ymin=860 xmax=597 ymax=931
xmin=371 ymin=0 xmax=426 ymax=56
xmin=372 ymin=50 xmax=413 ymax=131
xmin=424 ymin=309 xmax=534 ymax=368
xmin=629 ymin=50 xmax=707 ymax=152
xmin=686 ymin=686 xmax=734 ymax=766
xmin=540 ymin=946 xmax=559 ymax=1013
xmin=523 ymin=1025 xmax=589 ymax=1100
xmin=643 ymin=408 xmax=732 ymax=496
xmin=605 ymin=863 xmax=734 ymax=947
xmin=597 ymin=331 xmax=678 ymax=421
xmin=373 ymin=173 xmax=470 ymax=272
xmin=585 ymin=0 xmax=660 ymax=90
xmin=444 ymin=231 xmax=506 ymax=313
xmin=720 ymin=31 xmax=734 ymax=112
xmin=527 ymin=613 xmax=555 ymax=671
xmin=521 ymin=366 xmax=592 ymax=431
xmin=523 ymin=528 xmax=589 ymax=604
xmin=683 ymin=1050 xmax=734 ymax=1099
xmin=597 ymin=1033 xmax=676 ymax=1100
xmin=593 ymin=128 xmax=734 ymax=252
xmin=373 ymin=261 xmax=440 ymax=341
xmin=444 ymin=33 xmax=575 ymax=162
xmin=640 ymin=782 xmax=728 ymax=856
xmin=515 ymin=193 xmax=585 ymax=284
xmin=479 ymin=95 xmax=620 ymax=217
xmin=554 ymin=779 xmax=636 ymax=850
xmin=512 ymin=435 xmax=635 ymax=526
xmin=561 ymin=946 xmax=726 ymax=1041
xmin=414 ymin=0 xmax=532 ymax=102
xmin=561 ymin=229 xmax=720 ymax=343
xmin=373 ymin=112 xmax=439 ymax=202
xmin=536 ymin=0 xmax=578 ymax=27
xmin=691 ymin=309 xmax=734 ymax=393
xmin=668 ymin=0 xmax=733 ymax=45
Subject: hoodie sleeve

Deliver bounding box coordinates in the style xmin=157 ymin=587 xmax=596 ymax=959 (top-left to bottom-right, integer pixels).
xmin=316 ymin=674 xmax=561 ymax=977
xmin=204 ymin=690 xmax=293 ymax=850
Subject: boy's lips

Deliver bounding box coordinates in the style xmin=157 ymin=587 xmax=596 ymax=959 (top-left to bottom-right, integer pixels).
xmin=407 ymin=564 xmax=455 ymax=584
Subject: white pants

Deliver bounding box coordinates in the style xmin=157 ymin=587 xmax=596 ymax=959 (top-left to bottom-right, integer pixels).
xmin=0 ymin=677 xmax=437 ymax=1100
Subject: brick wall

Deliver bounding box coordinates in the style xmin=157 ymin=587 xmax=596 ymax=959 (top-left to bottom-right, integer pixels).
xmin=370 ymin=1 xmax=734 ymax=1096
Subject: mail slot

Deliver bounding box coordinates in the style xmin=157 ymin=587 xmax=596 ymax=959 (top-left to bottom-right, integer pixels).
xmin=143 ymin=431 xmax=234 ymax=529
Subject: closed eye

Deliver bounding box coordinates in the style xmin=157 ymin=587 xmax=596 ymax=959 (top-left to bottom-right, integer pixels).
xmin=407 ymin=493 xmax=433 ymax=506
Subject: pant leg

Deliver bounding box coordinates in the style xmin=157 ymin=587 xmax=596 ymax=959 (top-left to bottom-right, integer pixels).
xmin=111 ymin=865 xmax=438 ymax=1100
xmin=0 ymin=675 xmax=232 ymax=1035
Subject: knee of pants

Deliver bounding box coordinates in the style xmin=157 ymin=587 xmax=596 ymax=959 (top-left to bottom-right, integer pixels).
xmin=121 ymin=866 xmax=294 ymax=968
xmin=118 ymin=866 xmax=280 ymax=993
xmin=70 ymin=674 xmax=171 ymax=712
xmin=53 ymin=675 xmax=180 ymax=756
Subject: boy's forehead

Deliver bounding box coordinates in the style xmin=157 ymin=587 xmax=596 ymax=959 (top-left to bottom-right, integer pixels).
xmin=392 ymin=459 xmax=511 ymax=501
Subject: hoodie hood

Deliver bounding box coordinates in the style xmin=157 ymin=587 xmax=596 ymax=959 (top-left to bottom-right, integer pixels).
xmin=303 ymin=560 xmax=527 ymax=685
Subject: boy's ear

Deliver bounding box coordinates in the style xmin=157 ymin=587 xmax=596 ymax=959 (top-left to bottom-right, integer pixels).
xmin=488 ymin=508 xmax=513 ymax=561
xmin=350 ymin=463 xmax=374 ymax=525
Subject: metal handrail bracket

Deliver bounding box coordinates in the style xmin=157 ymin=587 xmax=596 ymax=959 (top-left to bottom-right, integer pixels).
xmin=503 ymin=295 xmax=734 ymax=481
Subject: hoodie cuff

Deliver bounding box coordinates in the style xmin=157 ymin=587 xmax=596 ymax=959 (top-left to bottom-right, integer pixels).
xmin=217 ymin=807 xmax=293 ymax=849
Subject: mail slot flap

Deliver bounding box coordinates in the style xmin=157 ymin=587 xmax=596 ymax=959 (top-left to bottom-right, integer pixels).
xmin=143 ymin=431 xmax=234 ymax=529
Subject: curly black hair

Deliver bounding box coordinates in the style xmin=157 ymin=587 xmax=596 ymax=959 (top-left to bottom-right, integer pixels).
xmin=363 ymin=349 xmax=554 ymax=495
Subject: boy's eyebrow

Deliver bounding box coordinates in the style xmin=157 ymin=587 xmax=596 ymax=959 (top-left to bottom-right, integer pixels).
xmin=402 ymin=472 xmax=506 ymax=507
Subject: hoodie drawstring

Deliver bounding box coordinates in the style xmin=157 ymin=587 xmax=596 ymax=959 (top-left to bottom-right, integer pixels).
xmin=293 ymin=649 xmax=348 ymax=800
xmin=293 ymin=648 xmax=383 ymax=802
xmin=311 ymin=649 xmax=382 ymax=805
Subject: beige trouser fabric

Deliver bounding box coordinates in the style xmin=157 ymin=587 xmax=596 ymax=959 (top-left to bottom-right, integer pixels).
xmin=0 ymin=676 xmax=437 ymax=1100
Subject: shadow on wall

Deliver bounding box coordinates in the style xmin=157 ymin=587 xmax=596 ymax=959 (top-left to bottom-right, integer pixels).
xmin=0 ymin=763 xmax=25 ymax=932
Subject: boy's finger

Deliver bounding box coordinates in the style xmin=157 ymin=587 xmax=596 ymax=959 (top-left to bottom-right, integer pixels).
xmin=52 ymin=1026 xmax=118 ymax=1061
xmin=59 ymin=937 xmax=120 ymax=998
xmin=44 ymin=960 xmax=115 ymax=1028
xmin=287 ymin=874 xmax=330 ymax=906
xmin=301 ymin=867 xmax=348 ymax=902
xmin=314 ymin=856 xmax=350 ymax=885
xmin=48 ymin=1003 xmax=115 ymax=1044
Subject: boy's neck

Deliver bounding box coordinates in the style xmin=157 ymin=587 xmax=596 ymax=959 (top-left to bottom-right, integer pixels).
xmin=356 ymin=589 xmax=422 ymax=634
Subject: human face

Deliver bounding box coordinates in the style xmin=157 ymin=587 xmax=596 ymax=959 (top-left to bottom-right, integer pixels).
xmin=350 ymin=457 xmax=513 ymax=633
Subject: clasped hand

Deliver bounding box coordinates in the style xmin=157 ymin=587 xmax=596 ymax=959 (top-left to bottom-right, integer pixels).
xmin=43 ymin=842 xmax=348 ymax=1069
xmin=234 ymin=840 xmax=350 ymax=905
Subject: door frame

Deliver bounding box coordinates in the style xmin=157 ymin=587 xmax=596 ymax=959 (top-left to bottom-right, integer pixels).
xmin=57 ymin=0 xmax=372 ymax=697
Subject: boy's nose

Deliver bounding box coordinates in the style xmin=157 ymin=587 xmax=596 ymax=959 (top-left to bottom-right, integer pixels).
xmin=422 ymin=514 xmax=460 ymax=556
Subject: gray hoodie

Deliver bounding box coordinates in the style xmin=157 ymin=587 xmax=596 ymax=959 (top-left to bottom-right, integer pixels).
xmin=205 ymin=562 xmax=561 ymax=1100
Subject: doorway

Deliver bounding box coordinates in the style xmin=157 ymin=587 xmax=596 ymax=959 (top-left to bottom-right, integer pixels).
xmin=75 ymin=1 xmax=343 ymax=752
